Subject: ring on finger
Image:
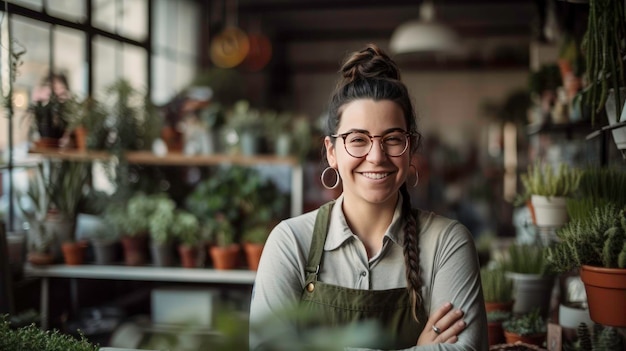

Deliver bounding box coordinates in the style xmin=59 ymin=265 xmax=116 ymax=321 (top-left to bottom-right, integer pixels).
xmin=432 ymin=325 xmax=442 ymax=334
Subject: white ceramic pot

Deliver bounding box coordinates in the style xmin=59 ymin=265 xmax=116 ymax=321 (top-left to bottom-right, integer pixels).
xmin=531 ymin=195 xmax=568 ymax=228
xmin=558 ymin=302 xmax=593 ymax=329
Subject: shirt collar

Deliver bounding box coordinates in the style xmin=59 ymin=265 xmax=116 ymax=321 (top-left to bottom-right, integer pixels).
xmin=324 ymin=194 xmax=405 ymax=251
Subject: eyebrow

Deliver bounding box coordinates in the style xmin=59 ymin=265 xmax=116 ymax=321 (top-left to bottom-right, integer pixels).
xmin=342 ymin=127 xmax=407 ymax=135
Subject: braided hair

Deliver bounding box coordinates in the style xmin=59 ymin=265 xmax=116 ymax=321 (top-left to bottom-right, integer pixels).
xmin=324 ymin=43 xmax=423 ymax=321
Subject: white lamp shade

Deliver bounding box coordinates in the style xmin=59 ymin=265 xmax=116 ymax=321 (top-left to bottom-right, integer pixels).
xmin=389 ymin=20 xmax=460 ymax=54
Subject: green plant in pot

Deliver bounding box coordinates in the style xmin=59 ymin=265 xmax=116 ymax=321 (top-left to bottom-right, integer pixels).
xmin=207 ymin=214 xmax=240 ymax=270
xmin=225 ymin=100 xmax=264 ymax=156
xmin=147 ymin=195 xmax=176 ymax=267
xmin=69 ymin=96 xmax=110 ymax=150
xmin=545 ymin=203 xmax=626 ymax=327
xmin=499 ymin=243 xmax=553 ymax=318
xmin=171 ymin=210 xmax=201 ymax=268
xmin=481 ymin=267 xmax=514 ymax=312
xmin=502 ymin=308 xmax=547 ymax=347
xmin=518 ymin=161 xmax=582 ymax=230
xmin=568 ymin=322 xmax=624 ymax=351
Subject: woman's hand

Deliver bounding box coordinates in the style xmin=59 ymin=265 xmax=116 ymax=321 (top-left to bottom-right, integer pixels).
xmin=417 ymin=302 xmax=466 ymax=345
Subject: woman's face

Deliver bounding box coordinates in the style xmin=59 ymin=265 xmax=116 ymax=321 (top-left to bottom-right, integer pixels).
xmin=325 ymin=99 xmax=410 ymax=207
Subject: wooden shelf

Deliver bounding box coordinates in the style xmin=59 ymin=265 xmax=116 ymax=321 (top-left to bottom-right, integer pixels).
xmin=29 ymin=148 xmax=299 ymax=166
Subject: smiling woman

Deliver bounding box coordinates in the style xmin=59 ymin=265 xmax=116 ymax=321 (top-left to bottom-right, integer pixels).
xmin=249 ymin=43 xmax=487 ymax=351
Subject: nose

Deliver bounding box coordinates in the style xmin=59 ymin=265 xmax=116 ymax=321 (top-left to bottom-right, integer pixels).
xmin=365 ymin=137 xmax=386 ymax=162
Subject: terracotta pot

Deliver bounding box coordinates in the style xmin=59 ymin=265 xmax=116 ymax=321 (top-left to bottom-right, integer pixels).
xmin=243 ymin=242 xmax=264 ymax=271
xmin=178 ymin=245 xmax=199 ymax=268
xmin=209 ymin=244 xmax=241 ymax=270
xmin=503 ymin=331 xmax=546 ymax=346
xmin=580 ymin=265 xmax=626 ymax=327
xmin=485 ymin=301 xmax=514 ymax=313
xmin=488 ymin=321 xmax=505 ymax=346
xmin=74 ymin=126 xmax=87 ymax=151
xmin=526 ymin=199 xmax=536 ymax=226
xmin=61 ymin=241 xmax=87 ymax=265
xmin=120 ymin=234 xmax=148 ymax=266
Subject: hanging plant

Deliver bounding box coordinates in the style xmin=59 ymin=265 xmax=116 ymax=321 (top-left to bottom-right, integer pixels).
xmin=581 ymin=0 xmax=626 ymax=125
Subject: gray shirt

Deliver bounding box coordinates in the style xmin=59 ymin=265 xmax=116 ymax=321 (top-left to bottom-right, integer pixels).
xmin=249 ymin=195 xmax=488 ymax=351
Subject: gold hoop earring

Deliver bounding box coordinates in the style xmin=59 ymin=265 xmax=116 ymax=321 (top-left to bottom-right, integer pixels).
xmin=409 ymin=164 xmax=419 ymax=188
xmin=321 ymin=167 xmax=340 ymax=190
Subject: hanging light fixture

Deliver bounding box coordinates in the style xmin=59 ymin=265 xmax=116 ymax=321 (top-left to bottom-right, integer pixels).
xmin=389 ymin=0 xmax=461 ymax=55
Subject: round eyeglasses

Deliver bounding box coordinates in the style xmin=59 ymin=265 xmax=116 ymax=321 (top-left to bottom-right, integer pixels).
xmin=330 ymin=130 xmax=414 ymax=158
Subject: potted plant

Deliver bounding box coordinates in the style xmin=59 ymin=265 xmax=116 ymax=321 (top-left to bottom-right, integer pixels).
xmin=207 ymin=214 xmax=240 ymax=270
xmin=481 ymin=265 xmax=514 ymax=345
xmin=502 ymin=308 xmax=547 ymax=347
xmin=544 ymin=203 xmax=626 ymax=327
xmin=170 ymin=210 xmax=201 ymax=268
xmin=224 ymin=100 xmax=264 ymax=156
xmin=499 ymin=244 xmax=554 ymax=317
xmin=147 ymin=195 xmax=176 ymax=267
xmin=0 ymin=315 xmax=98 ymax=351
xmin=519 ymin=162 xmax=582 ymax=230
xmin=241 ymin=224 xmax=271 ymax=271
xmin=69 ymin=96 xmax=110 ymax=151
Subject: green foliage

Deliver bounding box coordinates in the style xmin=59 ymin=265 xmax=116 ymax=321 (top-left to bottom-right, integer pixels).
xmin=170 ymin=210 xmax=201 ymax=246
xmin=242 ymin=224 xmax=271 ymax=244
xmin=575 ymin=167 xmax=626 ymax=211
xmin=502 ymin=309 xmax=546 ymax=336
xmin=208 ymin=215 xmax=237 ymax=247
xmin=480 ymin=267 xmax=514 ymax=303
xmin=185 ymin=165 xmax=287 ymax=241
xmin=105 ymin=192 xmax=175 ymax=239
xmin=47 ymin=161 xmax=90 ymax=222
xmin=545 ymin=203 xmax=626 ymax=272
xmin=487 ymin=310 xmax=511 ymax=323
xmin=499 ymin=243 xmax=548 ymax=275
xmin=581 ymin=0 xmax=626 ymax=125
xmin=520 ymin=162 xmax=582 ymax=198
xmin=73 ymin=96 xmax=109 ymax=150
xmin=0 ymin=315 xmax=98 ymax=351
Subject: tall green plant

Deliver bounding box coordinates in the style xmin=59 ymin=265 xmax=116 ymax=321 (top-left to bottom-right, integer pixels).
xmin=480 ymin=268 xmax=513 ymax=303
xmin=500 ymin=244 xmax=548 ymax=275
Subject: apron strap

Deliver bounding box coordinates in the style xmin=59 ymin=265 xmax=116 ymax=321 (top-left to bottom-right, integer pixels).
xmin=304 ymin=200 xmax=335 ymax=282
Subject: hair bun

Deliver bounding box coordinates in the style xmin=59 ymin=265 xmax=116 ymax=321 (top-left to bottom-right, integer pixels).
xmin=340 ymin=43 xmax=400 ymax=84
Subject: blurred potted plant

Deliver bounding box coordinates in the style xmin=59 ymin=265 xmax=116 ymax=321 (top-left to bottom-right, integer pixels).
xmin=69 ymin=96 xmax=110 ymax=151
xmin=519 ymin=162 xmax=582 ymax=230
xmin=207 ymin=214 xmax=240 ymax=270
xmin=545 ymin=203 xmax=626 ymax=327
xmin=502 ymin=308 xmax=547 ymax=347
xmin=241 ymin=224 xmax=271 ymax=271
xmin=499 ymin=244 xmax=554 ymax=318
xmin=170 ymin=210 xmax=201 ymax=268
xmin=225 ymin=100 xmax=264 ymax=156
xmin=0 ymin=315 xmax=98 ymax=351
xmin=481 ymin=267 xmax=515 ymax=346
xmin=147 ymin=195 xmax=176 ymax=267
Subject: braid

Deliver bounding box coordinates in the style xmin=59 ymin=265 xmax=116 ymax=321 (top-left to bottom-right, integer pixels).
xmin=400 ymin=184 xmax=422 ymax=322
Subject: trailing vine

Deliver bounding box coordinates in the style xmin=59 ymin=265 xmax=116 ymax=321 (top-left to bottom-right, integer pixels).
xmin=582 ymin=0 xmax=626 ymax=125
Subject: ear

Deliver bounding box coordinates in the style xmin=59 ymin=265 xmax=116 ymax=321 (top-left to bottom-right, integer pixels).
xmin=324 ymin=136 xmax=338 ymax=168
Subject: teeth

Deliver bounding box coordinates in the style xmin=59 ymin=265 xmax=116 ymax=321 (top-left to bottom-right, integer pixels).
xmin=362 ymin=172 xmax=389 ymax=180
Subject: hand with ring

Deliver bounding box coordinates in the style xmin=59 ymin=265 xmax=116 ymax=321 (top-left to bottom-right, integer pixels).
xmin=417 ymin=302 xmax=466 ymax=345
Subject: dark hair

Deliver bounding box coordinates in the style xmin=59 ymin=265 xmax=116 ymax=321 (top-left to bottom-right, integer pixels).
xmin=324 ymin=43 xmax=423 ymax=322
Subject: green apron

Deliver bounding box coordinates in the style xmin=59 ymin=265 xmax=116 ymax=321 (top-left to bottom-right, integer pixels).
xmin=299 ymin=201 xmax=426 ymax=349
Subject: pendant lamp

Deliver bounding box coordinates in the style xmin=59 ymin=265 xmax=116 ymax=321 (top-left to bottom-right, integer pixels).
xmin=389 ymin=0 xmax=461 ymax=55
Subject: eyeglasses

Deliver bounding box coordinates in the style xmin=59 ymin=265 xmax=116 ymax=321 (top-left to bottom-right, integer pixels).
xmin=330 ymin=130 xmax=414 ymax=158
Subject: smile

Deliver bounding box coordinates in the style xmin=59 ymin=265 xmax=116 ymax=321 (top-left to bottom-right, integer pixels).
xmin=362 ymin=172 xmax=391 ymax=180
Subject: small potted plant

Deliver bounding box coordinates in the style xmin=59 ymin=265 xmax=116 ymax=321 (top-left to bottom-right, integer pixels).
xmin=545 ymin=203 xmax=626 ymax=327
xmin=519 ymin=162 xmax=582 ymax=229
xmin=481 ymin=267 xmax=515 ymax=346
xmin=147 ymin=195 xmax=177 ymax=267
xmin=502 ymin=308 xmax=547 ymax=347
xmin=499 ymin=244 xmax=554 ymax=317
xmin=207 ymin=214 xmax=240 ymax=270
xmin=170 ymin=210 xmax=201 ymax=268
xmin=241 ymin=224 xmax=271 ymax=271
xmin=569 ymin=323 xmax=625 ymax=351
